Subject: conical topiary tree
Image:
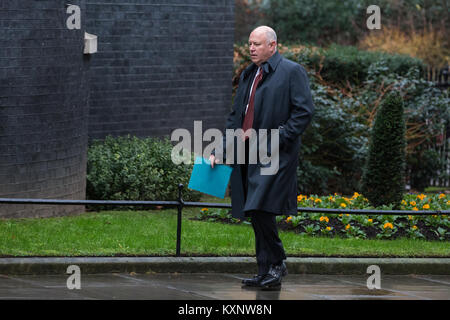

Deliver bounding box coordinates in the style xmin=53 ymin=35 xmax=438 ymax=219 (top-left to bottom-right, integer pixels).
xmin=361 ymin=91 xmax=406 ymax=209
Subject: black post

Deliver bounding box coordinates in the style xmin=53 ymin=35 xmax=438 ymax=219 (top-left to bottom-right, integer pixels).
xmin=176 ymin=184 xmax=184 ymax=257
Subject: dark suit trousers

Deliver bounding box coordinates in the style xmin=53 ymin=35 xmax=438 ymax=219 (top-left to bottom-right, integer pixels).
xmin=241 ymin=139 xmax=286 ymax=275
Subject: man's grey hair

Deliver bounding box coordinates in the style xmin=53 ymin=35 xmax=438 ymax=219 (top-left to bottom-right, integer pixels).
xmin=252 ymin=26 xmax=277 ymax=45
xmin=264 ymin=27 xmax=277 ymax=44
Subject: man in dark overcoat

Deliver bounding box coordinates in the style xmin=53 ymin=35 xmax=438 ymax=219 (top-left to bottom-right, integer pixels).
xmin=210 ymin=26 xmax=314 ymax=289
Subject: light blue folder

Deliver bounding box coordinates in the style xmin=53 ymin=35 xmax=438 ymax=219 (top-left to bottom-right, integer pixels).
xmin=188 ymin=156 xmax=233 ymax=199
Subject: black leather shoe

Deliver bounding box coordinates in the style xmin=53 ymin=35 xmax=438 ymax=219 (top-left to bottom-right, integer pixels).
xmin=242 ymin=274 xmax=267 ymax=287
xmin=259 ymin=264 xmax=285 ymax=289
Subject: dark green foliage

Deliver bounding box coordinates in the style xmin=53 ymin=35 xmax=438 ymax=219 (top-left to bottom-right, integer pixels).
xmin=297 ymin=78 xmax=367 ymax=195
xmin=86 ymin=135 xmax=202 ymax=205
xmin=300 ymin=45 xmax=425 ymax=86
xmin=400 ymin=75 xmax=450 ymax=191
xmin=409 ymin=148 xmax=444 ymax=192
xmin=362 ymin=64 xmax=449 ymax=192
xmin=262 ymin=0 xmax=366 ymax=45
xmin=361 ymin=92 xmax=407 ymax=208
xmin=295 ymin=57 xmax=448 ymax=196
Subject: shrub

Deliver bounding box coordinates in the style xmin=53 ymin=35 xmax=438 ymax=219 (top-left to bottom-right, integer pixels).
xmin=86 ymin=135 xmax=202 ymax=205
xmin=359 ymin=63 xmax=450 ymax=192
xmin=304 ymin=45 xmax=425 ymax=86
xmin=361 ymin=92 xmax=407 ymax=208
xmin=233 ymin=44 xmax=424 ymax=90
xmin=397 ymin=73 xmax=450 ymax=191
xmin=297 ymin=77 xmax=367 ymax=195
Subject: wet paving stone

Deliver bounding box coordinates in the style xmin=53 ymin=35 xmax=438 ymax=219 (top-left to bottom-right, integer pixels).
xmin=0 ymin=273 xmax=448 ymax=300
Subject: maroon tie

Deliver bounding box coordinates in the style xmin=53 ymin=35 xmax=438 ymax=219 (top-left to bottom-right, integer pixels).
xmin=242 ymin=67 xmax=263 ymax=141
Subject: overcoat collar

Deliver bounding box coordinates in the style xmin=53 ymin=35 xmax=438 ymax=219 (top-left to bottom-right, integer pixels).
xmin=242 ymin=51 xmax=282 ymax=80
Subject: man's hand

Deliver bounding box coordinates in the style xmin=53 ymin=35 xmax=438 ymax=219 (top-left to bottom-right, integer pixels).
xmin=209 ymin=155 xmax=220 ymax=168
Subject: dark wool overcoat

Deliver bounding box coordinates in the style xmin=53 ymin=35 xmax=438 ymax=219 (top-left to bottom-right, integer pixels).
xmin=218 ymin=51 xmax=314 ymax=219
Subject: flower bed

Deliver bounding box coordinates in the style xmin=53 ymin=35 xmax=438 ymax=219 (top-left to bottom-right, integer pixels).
xmin=194 ymin=193 xmax=449 ymax=241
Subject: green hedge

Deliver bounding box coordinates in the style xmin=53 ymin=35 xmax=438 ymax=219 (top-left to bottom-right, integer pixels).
xmin=86 ymin=135 xmax=202 ymax=205
xmin=299 ymin=45 xmax=425 ymax=86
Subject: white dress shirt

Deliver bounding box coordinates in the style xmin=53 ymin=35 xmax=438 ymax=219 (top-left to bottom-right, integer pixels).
xmin=245 ymin=66 xmax=262 ymax=115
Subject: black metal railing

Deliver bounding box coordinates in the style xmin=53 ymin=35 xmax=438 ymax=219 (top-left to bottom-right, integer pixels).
xmin=425 ymin=66 xmax=449 ymax=88
xmin=1 ymin=184 xmax=449 ymax=256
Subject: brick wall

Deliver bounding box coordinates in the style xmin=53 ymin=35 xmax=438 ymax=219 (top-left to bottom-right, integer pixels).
xmin=0 ymin=0 xmax=235 ymax=218
xmin=0 ymin=0 xmax=89 ymax=218
xmin=85 ymin=0 xmax=234 ymax=141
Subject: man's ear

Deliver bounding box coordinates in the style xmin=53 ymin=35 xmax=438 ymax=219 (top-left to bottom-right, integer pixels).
xmin=270 ymin=41 xmax=277 ymax=51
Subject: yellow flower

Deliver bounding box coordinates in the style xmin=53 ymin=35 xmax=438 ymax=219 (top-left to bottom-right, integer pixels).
xmin=447 ymin=200 xmax=450 ymax=205
xmin=408 ymin=215 xmax=413 ymax=220
xmin=412 ymin=225 xmax=418 ymax=230
xmin=367 ymin=219 xmax=373 ymax=223
xmin=315 ymin=198 xmax=322 ymax=203
xmin=319 ymin=216 xmax=329 ymax=223
xmin=401 ymin=200 xmax=407 ymax=205
xmin=325 ymin=227 xmax=331 ymax=231
xmin=352 ymin=192 xmax=360 ymax=198
xmin=201 ymin=208 xmax=208 ymax=212
xmin=417 ymin=194 xmax=426 ymax=200
xmin=410 ymin=201 xmax=416 ymax=206
xmin=328 ymin=196 xmax=334 ymax=201
xmin=383 ymin=222 xmax=394 ymax=229
xmin=340 ymin=203 xmax=347 ymax=208
xmin=345 ymin=224 xmax=350 ymax=230
xmin=339 ymin=213 xmax=343 ymax=217
xmin=422 ymin=204 xmax=430 ymax=209
xmin=438 ymin=193 xmax=445 ymax=199
xmin=286 ymin=216 xmax=292 ymax=222
xmin=412 ymin=207 xmax=418 ymax=211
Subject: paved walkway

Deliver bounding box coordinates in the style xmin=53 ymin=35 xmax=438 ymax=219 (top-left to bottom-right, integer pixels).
xmin=1 ymin=273 xmax=449 ymax=300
